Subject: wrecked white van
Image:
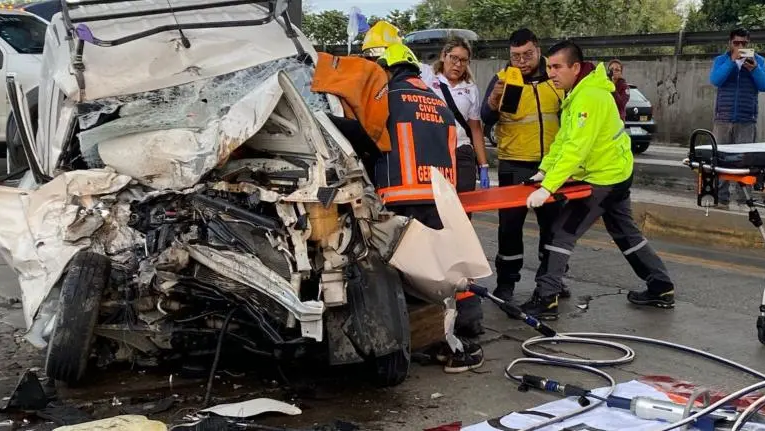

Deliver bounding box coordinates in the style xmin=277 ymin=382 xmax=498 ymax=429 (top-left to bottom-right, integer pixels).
xmin=1 ymin=0 xmax=491 ymax=388
xmin=0 ymin=0 xmax=427 ymax=387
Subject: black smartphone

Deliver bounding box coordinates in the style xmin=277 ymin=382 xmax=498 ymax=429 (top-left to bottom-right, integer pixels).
xmin=500 ymin=84 xmax=523 ymax=114
xmin=499 ymin=67 xmax=524 ymax=114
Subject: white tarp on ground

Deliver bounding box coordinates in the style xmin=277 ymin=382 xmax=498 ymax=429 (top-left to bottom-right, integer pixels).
xmin=463 ymin=380 xmax=765 ymax=431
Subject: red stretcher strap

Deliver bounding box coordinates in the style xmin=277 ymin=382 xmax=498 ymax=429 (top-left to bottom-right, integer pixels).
xmin=458 ymin=183 xmax=593 ymax=213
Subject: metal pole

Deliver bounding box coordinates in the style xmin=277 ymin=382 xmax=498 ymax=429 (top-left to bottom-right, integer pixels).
xmin=287 ymin=0 xmax=302 ymax=28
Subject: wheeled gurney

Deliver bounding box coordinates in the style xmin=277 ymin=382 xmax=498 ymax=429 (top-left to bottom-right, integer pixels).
xmin=685 ymin=129 xmax=765 ymax=344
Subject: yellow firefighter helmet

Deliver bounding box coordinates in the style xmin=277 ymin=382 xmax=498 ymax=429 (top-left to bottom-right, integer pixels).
xmin=376 ymin=43 xmax=420 ymax=69
xmin=362 ymin=21 xmax=403 ymax=58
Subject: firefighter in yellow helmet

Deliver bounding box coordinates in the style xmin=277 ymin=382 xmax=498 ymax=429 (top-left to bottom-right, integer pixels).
xmin=362 ymin=21 xmax=403 ymax=59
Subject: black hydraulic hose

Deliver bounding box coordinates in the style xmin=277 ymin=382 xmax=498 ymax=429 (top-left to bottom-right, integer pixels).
xmin=522 ymin=332 xmax=765 ymax=380
xmin=508 ymin=333 xmax=765 ymax=431
xmin=468 ymin=284 xmax=557 ymax=337
xmin=466 ymin=285 xmax=765 ymax=431
xmin=203 ymin=307 xmax=237 ymax=407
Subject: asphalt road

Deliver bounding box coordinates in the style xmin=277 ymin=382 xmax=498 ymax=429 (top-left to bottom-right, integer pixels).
xmin=633 ymin=144 xmax=697 ymax=192
xmin=1 ymin=204 xmax=765 ymax=429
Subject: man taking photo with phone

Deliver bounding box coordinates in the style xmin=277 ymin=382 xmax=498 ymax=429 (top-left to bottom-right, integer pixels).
xmin=709 ymin=28 xmax=765 ymax=210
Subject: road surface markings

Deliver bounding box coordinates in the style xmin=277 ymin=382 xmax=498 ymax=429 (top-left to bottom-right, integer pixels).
xmin=471 ymin=219 xmax=765 ymax=277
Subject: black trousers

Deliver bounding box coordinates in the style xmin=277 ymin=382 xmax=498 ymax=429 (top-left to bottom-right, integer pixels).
xmin=495 ymin=160 xmax=563 ymax=287
xmin=390 ymin=204 xmax=443 ymax=230
xmin=456 ymin=145 xmax=477 ymax=194
xmin=535 ymin=176 xmax=674 ymax=296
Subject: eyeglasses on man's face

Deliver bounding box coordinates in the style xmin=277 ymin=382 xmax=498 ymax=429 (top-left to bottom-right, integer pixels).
xmin=732 ymin=38 xmax=749 ymax=47
xmin=510 ymin=50 xmax=536 ymax=63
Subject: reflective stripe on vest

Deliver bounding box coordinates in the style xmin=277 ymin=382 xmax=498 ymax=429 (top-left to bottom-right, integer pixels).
xmin=495 ymin=78 xmax=563 ymax=162
xmin=375 ymin=75 xmax=458 ymax=205
xmin=448 ymin=124 xmax=457 ymax=176
xmin=378 ymin=122 xmax=458 ymax=204
xmin=398 ymin=122 xmax=417 ymax=185
xmin=499 ymin=113 xmax=559 ymax=125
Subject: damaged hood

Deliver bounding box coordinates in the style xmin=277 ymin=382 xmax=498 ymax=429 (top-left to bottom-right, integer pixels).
xmin=76 ymin=60 xmax=332 ymax=191
xmin=53 ymin=2 xmax=315 ymax=101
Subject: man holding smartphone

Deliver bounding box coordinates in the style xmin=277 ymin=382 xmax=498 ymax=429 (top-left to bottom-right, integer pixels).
xmin=480 ymin=28 xmax=565 ymax=303
xmin=709 ymin=28 xmax=765 ymax=210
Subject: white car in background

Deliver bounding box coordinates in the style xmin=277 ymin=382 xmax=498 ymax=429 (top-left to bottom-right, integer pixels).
xmin=0 ymin=8 xmax=47 ymax=176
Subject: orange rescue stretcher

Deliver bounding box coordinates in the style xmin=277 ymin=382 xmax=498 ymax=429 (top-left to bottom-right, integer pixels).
xmin=685 ymin=129 xmax=765 ymax=345
xmin=458 ymin=181 xmax=593 ymax=213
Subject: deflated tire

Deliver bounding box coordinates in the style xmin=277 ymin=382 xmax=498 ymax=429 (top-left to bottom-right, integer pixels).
xmin=45 ymin=252 xmax=110 ymax=386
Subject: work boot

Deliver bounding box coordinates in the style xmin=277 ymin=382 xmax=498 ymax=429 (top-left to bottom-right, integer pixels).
xmin=559 ymin=282 xmax=571 ymax=299
xmin=627 ymin=289 xmax=675 ymax=309
xmin=455 ymin=295 xmax=484 ymax=338
xmin=520 ymin=293 xmax=559 ymax=321
xmin=560 ymin=265 xmax=572 ymax=299
xmin=493 ymin=283 xmax=515 ymax=302
xmin=443 ymin=340 xmax=484 ymax=374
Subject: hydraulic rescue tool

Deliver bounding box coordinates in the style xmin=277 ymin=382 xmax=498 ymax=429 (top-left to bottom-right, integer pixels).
xmin=605 ymin=395 xmax=746 ymax=431
xmin=511 ymin=372 xmax=765 ymax=431
xmin=465 ymin=284 xmax=557 ymax=338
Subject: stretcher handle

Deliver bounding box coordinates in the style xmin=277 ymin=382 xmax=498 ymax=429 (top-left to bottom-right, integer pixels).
xmin=684 ymin=159 xmax=761 ymax=179
xmin=688 ymin=128 xmax=717 ymax=167
xmin=522 ymin=179 xmax=590 ymax=204
xmin=521 ymin=178 xmax=589 ymax=188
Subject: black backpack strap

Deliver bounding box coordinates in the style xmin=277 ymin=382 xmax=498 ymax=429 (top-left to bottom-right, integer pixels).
xmin=438 ymin=81 xmax=473 ymax=145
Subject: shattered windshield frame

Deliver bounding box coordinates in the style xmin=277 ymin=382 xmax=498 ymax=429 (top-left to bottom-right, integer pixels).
xmin=60 ymin=0 xmax=294 ymax=48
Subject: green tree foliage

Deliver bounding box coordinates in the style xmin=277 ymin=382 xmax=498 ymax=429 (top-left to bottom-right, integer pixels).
xmin=302 ymin=10 xmax=348 ymax=45
xmin=386 ymin=9 xmax=416 ymax=34
xmin=686 ymin=0 xmax=764 ymax=31
xmin=301 ymin=0 xmax=685 ymax=46
xmin=738 ymin=4 xmax=765 ymax=30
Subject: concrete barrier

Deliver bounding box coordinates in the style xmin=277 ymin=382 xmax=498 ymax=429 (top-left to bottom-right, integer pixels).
xmin=485 ymin=165 xmax=764 ymax=250
xmin=469 ymin=58 xmax=765 ymax=143
xmin=630 ymin=201 xmax=764 ymax=250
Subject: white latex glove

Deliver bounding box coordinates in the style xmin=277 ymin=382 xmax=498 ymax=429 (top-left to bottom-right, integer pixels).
xmin=529 ymin=171 xmax=545 ymax=183
xmin=526 ymin=187 xmax=551 ymax=208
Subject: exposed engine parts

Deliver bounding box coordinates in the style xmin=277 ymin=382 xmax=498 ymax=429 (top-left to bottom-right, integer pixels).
xmin=90 ymin=173 xmax=368 ymax=371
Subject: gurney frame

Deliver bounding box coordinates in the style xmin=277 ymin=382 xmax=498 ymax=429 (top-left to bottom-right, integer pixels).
xmin=685 ymin=128 xmax=765 ymax=344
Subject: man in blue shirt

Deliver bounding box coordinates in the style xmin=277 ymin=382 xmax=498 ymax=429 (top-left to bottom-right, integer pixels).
xmin=709 ymin=28 xmax=765 ymax=209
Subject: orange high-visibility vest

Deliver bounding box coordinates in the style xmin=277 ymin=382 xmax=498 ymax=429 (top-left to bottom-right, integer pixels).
xmin=375 ymin=76 xmax=457 ymax=205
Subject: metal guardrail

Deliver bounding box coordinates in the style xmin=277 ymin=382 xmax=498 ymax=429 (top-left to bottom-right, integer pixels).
xmin=316 ymin=29 xmax=765 ymax=59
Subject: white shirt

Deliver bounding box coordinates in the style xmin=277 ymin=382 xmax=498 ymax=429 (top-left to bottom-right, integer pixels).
xmin=420 ymin=64 xmax=481 ymax=148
